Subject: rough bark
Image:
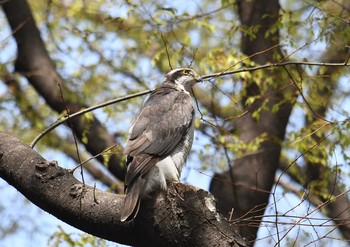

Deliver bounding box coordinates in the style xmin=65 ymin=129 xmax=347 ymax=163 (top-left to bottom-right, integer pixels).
xmin=0 ymin=132 xmax=248 ymax=247
xmin=210 ymin=0 xmax=295 ymax=244
xmin=1 ymin=0 xmax=124 ymax=180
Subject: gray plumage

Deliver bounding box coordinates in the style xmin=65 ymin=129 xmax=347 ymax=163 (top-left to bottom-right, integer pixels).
xmin=120 ymin=68 xmax=202 ymax=222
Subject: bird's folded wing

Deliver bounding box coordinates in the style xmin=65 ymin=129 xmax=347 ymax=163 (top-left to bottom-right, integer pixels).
xmin=124 ymin=154 xmax=160 ymax=186
xmin=124 ymin=85 xmax=194 ymax=158
xmin=123 ymin=85 xmax=194 ymax=186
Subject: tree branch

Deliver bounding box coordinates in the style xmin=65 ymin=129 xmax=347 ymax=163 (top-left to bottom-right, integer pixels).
xmin=201 ymin=60 xmax=349 ymax=81
xmin=1 ymin=69 xmax=121 ymax=190
xmin=30 ymin=89 xmax=152 ymax=148
xmin=2 ymin=0 xmax=124 ymax=180
xmin=0 ymin=132 xmax=247 ymax=246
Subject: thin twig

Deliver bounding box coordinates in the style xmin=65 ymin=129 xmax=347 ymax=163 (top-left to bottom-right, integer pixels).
xmin=282 ymin=66 xmax=332 ymax=123
xmin=93 ymin=183 xmax=98 ymax=204
xmin=0 ymin=17 xmax=30 ymax=46
xmin=201 ymin=61 xmax=349 ymax=80
xmin=57 ymin=83 xmax=85 ymax=184
xmin=70 ymin=143 xmax=118 ymax=173
xmin=161 ymin=32 xmax=172 ymax=70
xmin=189 ymin=48 xmax=198 ymax=68
xmin=30 ymin=89 xmax=153 ymax=148
xmin=30 ymin=61 xmax=349 ymax=148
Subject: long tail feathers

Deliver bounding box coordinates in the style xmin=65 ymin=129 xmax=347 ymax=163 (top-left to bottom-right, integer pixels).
xmin=120 ymin=179 xmax=144 ymax=222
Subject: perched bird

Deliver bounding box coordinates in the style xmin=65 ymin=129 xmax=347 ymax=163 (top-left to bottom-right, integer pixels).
xmin=120 ymin=68 xmax=202 ymax=222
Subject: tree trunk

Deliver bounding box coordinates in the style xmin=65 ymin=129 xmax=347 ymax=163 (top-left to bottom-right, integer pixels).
xmin=210 ymin=0 xmax=296 ymax=243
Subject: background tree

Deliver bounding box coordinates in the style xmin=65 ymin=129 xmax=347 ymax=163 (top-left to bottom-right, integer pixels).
xmin=0 ymin=0 xmax=349 ymax=246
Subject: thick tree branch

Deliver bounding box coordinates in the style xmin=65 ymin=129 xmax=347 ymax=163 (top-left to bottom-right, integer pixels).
xmin=0 ymin=132 xmax=131 ymax=243
xmin=2 ymin=70 xmax=121 ymax=190
xmin=0 ymin=132 xmax=247 ymax=247
xmin=1 ymin=0 xmax=124 ymax=180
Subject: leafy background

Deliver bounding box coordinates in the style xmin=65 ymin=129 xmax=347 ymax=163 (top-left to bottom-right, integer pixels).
xmin=0 ymin=0 xmax=350 ymax=246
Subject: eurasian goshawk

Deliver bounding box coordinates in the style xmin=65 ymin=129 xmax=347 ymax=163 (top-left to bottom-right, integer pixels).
xmin=120 ymin=68 xmax=202 ymax=222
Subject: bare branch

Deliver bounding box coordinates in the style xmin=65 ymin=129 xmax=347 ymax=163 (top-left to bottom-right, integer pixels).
xmin=161 ymin=32 xmax=173 ymax=70
xmin=30 ymin=89 xmax=152 ymax=148
xmin=202 ymin=61 xmax=350 ymax=80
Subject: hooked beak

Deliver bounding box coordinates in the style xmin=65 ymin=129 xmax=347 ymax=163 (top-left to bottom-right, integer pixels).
xmin=194 ymin=73 xmax=202 ymax=83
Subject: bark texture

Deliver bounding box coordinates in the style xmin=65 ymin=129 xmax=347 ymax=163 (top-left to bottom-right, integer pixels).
xmin=0 ymin=132 xmax=248 ymax=246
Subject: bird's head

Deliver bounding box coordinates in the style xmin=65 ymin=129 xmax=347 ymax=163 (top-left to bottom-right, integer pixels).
xmin=162 ymin=68 xmax=202 ymax=92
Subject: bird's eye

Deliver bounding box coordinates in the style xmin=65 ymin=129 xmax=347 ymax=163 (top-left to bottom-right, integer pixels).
xmin=182 ymin=69 xmax=190 ymax=75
